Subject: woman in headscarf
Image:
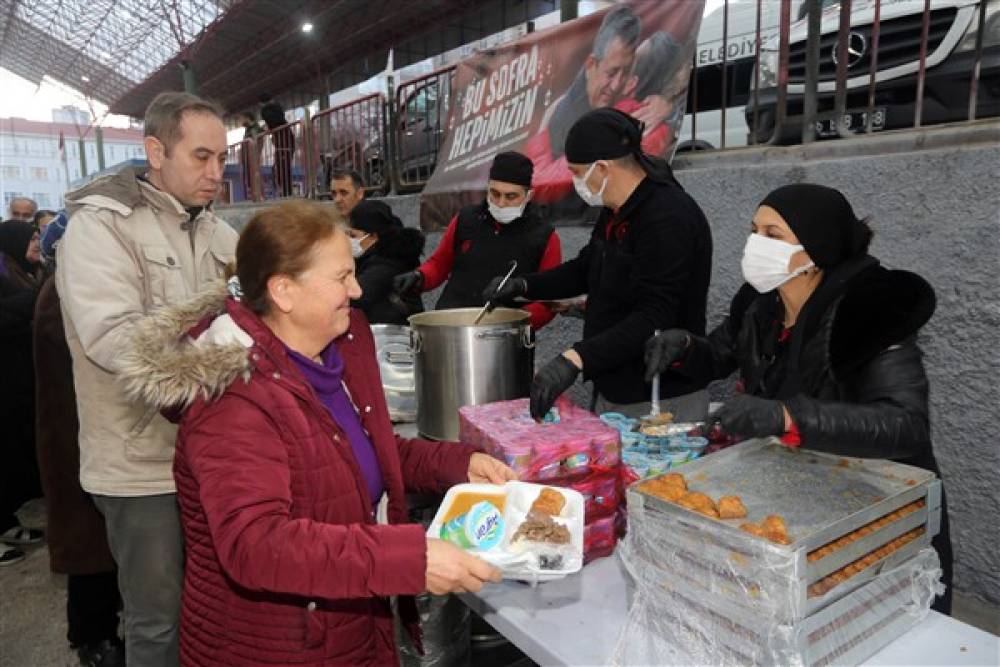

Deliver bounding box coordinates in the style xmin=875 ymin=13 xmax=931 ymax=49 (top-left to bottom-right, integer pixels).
xmin=0 ymin=221 xmax=45 ymax=565
xmin=0 ymin=221 xmax=43 ymax=287
xmin=347 ymin=200 xmax=425 ymax=325
xmin=644 ymin=183 xmax=952 ymax=613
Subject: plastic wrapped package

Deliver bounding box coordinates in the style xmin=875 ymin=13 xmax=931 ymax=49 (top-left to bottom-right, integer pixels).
xmin=612 ymin=547 xmax=943 ymax=667
xmin=551 ymin=468 xmax=620 ymax=522
xmin=583 ymin=514 xmax=618 ymax=563
xmin=459 ymin=398 xmax=620 ymax=481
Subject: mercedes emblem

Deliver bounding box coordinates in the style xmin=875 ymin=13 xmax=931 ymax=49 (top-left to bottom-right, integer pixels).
xmin=832 ymin=31 xmax=867 ymax=68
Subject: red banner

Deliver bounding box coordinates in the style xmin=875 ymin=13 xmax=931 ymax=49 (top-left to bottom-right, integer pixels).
xmin=420 ymin=0 xmax=705 ymax=228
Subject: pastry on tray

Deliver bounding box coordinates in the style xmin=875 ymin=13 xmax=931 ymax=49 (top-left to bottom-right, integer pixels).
xmin=529 ymin=487 xmax=566 ymax=517
xmin=677 ymin=491 xmax=719 ymax=519
xmin=718 ymin=495 xmax=748 ymax=519
xmin=640 ymin=472 xmax=688 ymax=502
xmin=740 ymin=515 xmax=792 ymax=545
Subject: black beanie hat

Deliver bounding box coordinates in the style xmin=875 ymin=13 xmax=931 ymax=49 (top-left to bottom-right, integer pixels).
xmin=759 ymin=184 xmax=870 ymax=269
xmin=564 ymin=107 xmax=680 ymax=186
xmin=565 ymin=107 xmax=641 ymax=164
xmin=350 ymin=200 xmax=402 ymax=236
xmin=488 ymin=152 xmax=534 ymax=188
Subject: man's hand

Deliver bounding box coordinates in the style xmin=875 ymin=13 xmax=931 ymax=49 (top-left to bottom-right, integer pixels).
xmin=393 ymin=271 xmax=424 ymax=295
xmin=481 ymin=276 xmax=528 ymax=310
xmin=425 ymin=538 xmax=502 ymax=595
xmin=709 ymin=394 xmax=787 ymax=440
xmin=529 ymin=352 xmax=581 ymax=421
xmin=468 ymin=452 xmax=518 ymax=484
xmin=644 ymin=329 xmax=692 ymax=382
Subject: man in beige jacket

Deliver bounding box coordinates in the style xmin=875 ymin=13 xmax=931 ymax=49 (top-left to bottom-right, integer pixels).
xmin=56 ymin=92 xmax=238 ymax=666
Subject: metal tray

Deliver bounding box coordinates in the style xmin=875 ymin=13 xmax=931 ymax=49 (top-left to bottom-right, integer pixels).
xmin=636 ymin=548 xmax=939 ymax=666
xmin=633 ymin=439 xmax=936 ymax=549
xmin=627 ymin=438 xmax=941 ymax=620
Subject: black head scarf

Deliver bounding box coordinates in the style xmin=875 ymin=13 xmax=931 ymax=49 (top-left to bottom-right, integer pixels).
xmin=350 ymin=200 xmax=402 ymax=236
xmin=759 ymin=184 xmax=870 ymax=269
xmin=564 ymin=107 xmax=678 ymax=186
xmin=0 ymin=221 xmax=38 ymax=273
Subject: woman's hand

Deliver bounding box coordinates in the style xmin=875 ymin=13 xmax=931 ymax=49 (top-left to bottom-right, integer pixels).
xmin=425 ymin=538 xmax=502 ymax=595
xmin=468 ymin=453 xmax=518 ymax=484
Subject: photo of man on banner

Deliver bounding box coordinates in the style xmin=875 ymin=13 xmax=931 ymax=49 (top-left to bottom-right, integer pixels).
xmin=421 ymin=0 xmax=704 ymax=228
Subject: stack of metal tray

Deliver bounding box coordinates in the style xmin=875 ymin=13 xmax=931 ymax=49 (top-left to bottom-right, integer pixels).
xmin=624 ymin=547 xmax=942 ymax=666
xmin=626 ymin=438 xmax=942 ymax=623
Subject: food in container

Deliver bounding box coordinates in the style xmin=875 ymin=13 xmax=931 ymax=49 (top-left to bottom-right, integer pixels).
xmin=511 ymin=510 xmax=572 ymax=545
xmin=427 ymin=482 xmax=585 ymax=582
xmin=441 ymin=492 xmax=507 ymax=523
xmin=440 ymin=501 xmax=505 ymax=550
xmin=529 ymin=487 xmax=566 ymax=516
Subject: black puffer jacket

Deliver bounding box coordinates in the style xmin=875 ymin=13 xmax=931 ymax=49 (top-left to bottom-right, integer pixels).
xmin=353 ymin=227 xmax=425 ymax=325
xmin=683 ymin=256 xmax=952 ymax=612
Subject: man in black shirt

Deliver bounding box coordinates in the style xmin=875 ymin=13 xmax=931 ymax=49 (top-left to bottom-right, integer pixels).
xmin=489 ymin=108 xmax=713 ymax=419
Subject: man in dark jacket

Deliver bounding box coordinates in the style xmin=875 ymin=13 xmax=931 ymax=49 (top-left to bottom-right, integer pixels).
xmin=393 ymin=152 xmax=562 ymax=330
xmin=348 ymin=200 xmax=425 ymax=325
xmin=490 ymin=109 xmax=712 ymax=420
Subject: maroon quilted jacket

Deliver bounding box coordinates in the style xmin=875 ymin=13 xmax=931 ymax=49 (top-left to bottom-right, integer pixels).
xmin=122 ymin=290 xmax=475 ymax=666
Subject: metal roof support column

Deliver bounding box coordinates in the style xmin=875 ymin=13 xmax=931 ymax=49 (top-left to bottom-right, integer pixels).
xmin=95 ymin=126 xmax=106 ymax=170
xmin=181 ymin=60 xmax=197 ymax=94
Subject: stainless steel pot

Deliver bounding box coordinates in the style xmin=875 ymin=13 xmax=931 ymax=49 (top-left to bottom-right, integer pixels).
xmin=370 ymin=324 xmax=417 ymax=423
xmin=408 ymin=308 xmax=534 ymax=441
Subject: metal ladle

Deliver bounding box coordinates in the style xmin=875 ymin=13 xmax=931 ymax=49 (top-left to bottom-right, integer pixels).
xmin=474 ymin=260 xmax=518 ymax=325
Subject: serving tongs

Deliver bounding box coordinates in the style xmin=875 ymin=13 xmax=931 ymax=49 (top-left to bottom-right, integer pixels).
xmin=474 ymin=260 xmax=518 ymax=325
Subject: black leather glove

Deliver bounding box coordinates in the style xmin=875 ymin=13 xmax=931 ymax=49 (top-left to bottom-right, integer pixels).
xmin=709 ymin=394 xmax=786 ymax=440
xmin=393 ymin=270 xmax=424 ymax=295
xmin=643 ymin=329 xmax=692 ymax=382
xmin=530 ymin=354 xmax=581 ymax=421
xmin=481 ymin=276 xmax=528 ymax=310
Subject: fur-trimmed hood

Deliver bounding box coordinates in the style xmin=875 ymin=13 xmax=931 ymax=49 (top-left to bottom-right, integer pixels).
xmin=119 ymin=283 xmax=254 ymax=412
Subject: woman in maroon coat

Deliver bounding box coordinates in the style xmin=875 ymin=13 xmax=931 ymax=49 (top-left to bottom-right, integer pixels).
xmin=121 ymin=201 xmax=513 ymax=666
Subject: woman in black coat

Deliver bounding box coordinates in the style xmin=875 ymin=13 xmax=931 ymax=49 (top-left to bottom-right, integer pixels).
xmin=0 ymin=222 xmax=44 ymax=565
xmin=645 ymin=183 xmax=952 ymax=613
xmin=347 ymin=200 xmax=425 ymax=325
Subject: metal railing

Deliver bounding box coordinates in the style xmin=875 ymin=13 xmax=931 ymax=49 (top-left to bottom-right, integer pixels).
xmin=394 ymin=66 xmax=455 ymax=190
xmin=222 ymin=138 xmax=261 ymax=204
xmin=219 ymin=1 xmax=995 ymax=205
xmin=258 ymin=120 xmax=310 ymax=200
xmin=738 ymin=0 xmax=995 ymax=147
xmin=311 ymin=94 xmax=390 ymax=197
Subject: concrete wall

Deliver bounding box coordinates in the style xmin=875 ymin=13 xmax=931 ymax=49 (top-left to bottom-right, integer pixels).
xmin=217 ymin=121 xmax=1000 ymax=607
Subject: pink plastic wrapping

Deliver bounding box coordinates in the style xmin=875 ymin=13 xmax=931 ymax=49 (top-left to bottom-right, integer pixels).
xmin=459 ymin=397 xmax=621 ymax=482
xmin=552 ymin=468 xmax=620 ymax=522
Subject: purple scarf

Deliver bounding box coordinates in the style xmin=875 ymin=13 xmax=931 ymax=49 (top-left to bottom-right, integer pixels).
xmin=286 ymin=343 xmax=385 ymax=509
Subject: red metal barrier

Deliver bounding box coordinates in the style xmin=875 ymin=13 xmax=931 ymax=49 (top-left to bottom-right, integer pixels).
xmin=258 ymin=120 xmax=309 ymax=200
xmin=311 ymin=94 xmax=389 ymax=196
xmin=395 ymin=66 xmax=455 ymax=189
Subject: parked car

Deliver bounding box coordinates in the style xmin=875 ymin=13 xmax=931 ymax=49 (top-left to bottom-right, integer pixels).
xmin=750 ymin=0 xmax=1000 ymax=143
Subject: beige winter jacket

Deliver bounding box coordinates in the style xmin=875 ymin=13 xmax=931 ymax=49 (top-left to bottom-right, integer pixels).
xmin=56 ymin=167 xmax=238 ymax=496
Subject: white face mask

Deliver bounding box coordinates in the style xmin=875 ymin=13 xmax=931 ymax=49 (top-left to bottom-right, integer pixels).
xmin=572 ymin=162 xmax=607 ymax=207
xmin=349 ymin=234 xmax=368 ymax=259
xmin=741 ymin=233 xmax=815 ymax=293
xmin=488 ymin=193 xmax=530 ymax=224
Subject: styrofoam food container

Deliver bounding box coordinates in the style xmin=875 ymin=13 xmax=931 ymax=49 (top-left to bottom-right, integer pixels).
xmin=427 ymin=481 xmax=585 ymax=583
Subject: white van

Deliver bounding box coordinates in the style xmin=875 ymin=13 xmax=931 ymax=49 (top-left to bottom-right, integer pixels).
xmin=677 ymin=2 xmax=790 ymax=152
